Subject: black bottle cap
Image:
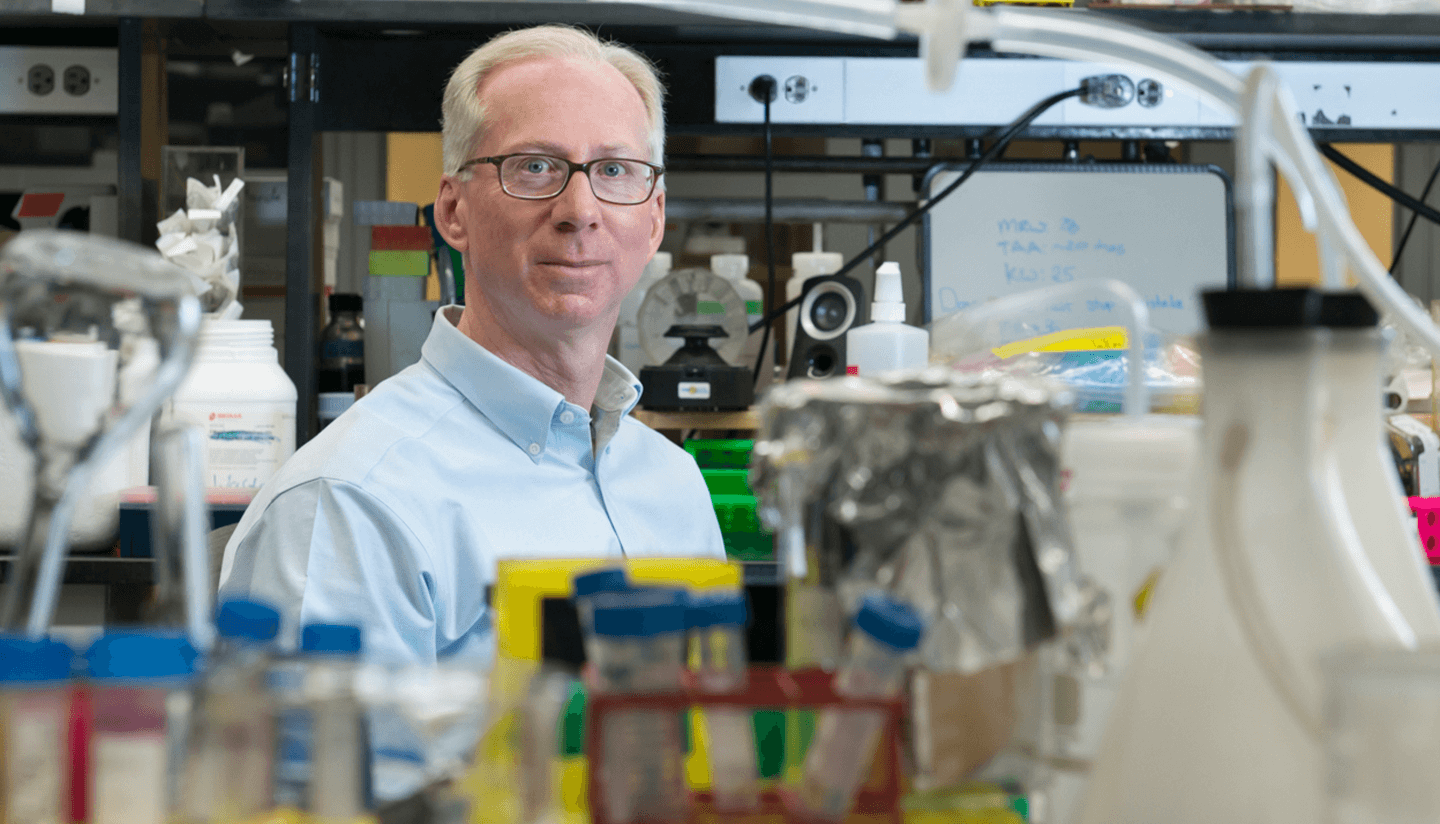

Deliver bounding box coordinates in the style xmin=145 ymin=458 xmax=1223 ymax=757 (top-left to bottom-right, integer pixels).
xmin=1317 ymin=291 xmax=1379 ymax=328
xmin=1202 ymin=288 xmax=1320 ymax=329
xmin=329 ymin=293 xmax=363 ymax=312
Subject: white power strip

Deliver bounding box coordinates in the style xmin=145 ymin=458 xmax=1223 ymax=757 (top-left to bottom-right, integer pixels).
xmin=716 ymin=55 xmax=1440 ymax=132
xmin=0 ymin=47 xmax=117 ymax=115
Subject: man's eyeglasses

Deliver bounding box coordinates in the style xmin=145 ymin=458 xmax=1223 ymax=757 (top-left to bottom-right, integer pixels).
xmin=456 ymin=153 xmax=664 ymax=206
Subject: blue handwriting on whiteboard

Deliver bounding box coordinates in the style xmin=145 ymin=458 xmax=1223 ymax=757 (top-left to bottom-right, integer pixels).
xmin=997 ymin=219 xmax=1047 ymax=234
xmin=1051 ymin=266 xmax=1075 ymax=282
xmin=1087 ymin=299 xmax=1116 ymax=312
xmin=1052 ymin=240 xmax=1089 ymax=253
xmin=998 ymin=240 xmax=1046 ymax=255
xmin=1050 ymin=303 xmax=1074 ymax=313
xmin=936 ymin=288 xmax=973 ymax=315
xmin=1094 ymin=241 xmax=1126 ymax=256
xmin=1061 ymin=218 xmax=1079 ymax=235
xmin=1005 ymin=264 xmax=1041 ymax=283
xmin=1147 ymin=294 xmax=1185 ymax=310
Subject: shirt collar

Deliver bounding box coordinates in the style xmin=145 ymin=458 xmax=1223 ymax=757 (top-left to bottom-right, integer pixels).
xmin=421 ymin=307 xmax=641 ymax=458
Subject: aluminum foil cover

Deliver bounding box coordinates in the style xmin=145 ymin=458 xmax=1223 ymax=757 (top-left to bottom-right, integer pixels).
xmin=752 ymin=368 xmax=1108 ymax=674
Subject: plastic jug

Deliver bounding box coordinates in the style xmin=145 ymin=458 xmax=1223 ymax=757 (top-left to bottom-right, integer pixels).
xmin=1318 ymin=291 xmax=1440 ymax=640
xmin=1077 ymin=289 xmax=1416 ymax=824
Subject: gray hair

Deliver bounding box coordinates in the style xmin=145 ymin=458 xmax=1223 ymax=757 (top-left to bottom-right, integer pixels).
xmin=441 ymin=25 xmax=666 ymax=180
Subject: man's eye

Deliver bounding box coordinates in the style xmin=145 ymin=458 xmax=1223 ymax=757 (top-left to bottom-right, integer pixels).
xmin=522 ymin=158 xmax=556 ymax=174
xmin=598 ymin=161 xmax=629 ymax=178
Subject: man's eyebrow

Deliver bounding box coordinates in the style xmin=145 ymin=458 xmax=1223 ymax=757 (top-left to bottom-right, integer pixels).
xmin=507 ymin=142 xmax=646 ymax=159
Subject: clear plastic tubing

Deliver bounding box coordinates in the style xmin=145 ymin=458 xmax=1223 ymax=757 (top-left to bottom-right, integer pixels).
xmin=0 ymin=635 xmax=73 ymax=824
xmin=687 ymin=592 xmax=754 ymax=811
xmin=84 ymin=631 xmax=199 ymax=824
xmin=572 ymin=567 xmax=630 ymax=639
xmin=272 ymin=623 xmax=364 ymax=815
xmin=795 ymin=594 xmax=924 ymax=821
xmin=180 ymin=599 xmax=281 ymax=823
xmin=588 ymin=588 xmax=689 ymax=824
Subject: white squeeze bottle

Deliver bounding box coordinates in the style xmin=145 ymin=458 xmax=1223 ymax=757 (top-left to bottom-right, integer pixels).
xmin=845 ymin=262 xmax=928 ymax=376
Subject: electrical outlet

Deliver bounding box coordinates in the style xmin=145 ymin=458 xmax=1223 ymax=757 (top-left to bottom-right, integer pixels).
xmin=27 ymin=64 xmax=54 ymax=96
xmin=0 ymin=47 xmax=116 ymax=114
xmin=62 ymin=64 xmax=91 ymax=97
xmin=715 ymin=57 xmax=844 ymax=124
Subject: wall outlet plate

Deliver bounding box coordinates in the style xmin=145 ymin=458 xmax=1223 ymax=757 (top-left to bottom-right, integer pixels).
xmin=0 ymin=47 xmax=117 ymax=115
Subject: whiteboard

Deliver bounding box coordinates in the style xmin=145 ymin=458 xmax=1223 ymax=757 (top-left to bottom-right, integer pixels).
xmin=921 ymin=163 xmax=1234 ymax=336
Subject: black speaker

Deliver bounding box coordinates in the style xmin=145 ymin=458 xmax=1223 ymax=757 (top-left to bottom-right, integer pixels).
xmin=787 ymin=274 xmax=867 ymax=380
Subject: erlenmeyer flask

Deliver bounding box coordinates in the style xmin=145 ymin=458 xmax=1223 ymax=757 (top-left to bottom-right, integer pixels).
xmin=1318 ymin=291 xmax=1440 ymax=640
xmin=1077 ymin=289 xmax=1415 ymax=824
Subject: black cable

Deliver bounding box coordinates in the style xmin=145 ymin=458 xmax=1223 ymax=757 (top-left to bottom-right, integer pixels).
xmin=1319 ymin=143 xmax=1440 ymax=230
xmin=1391 ymin=152 xmax=1440 ymax=275
xmin=752 ymin=82 xmax=777 ymax=385
xmin=748 ymin=85 xmax=1085 ymax=336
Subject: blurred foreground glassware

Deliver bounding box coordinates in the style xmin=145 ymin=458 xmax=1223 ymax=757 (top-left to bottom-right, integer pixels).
xmin=1324 ymin=646 xmax=1440 ymax=824
xmin=792 ymin=594 xmax=923 ymax=821
xmin=0 ymin=231 xmax=201 ymax=638
xmin=0 ymin=635 xmax=73 ymax=824
xmin=1078 ymin=289 xmax=1419 ymax=824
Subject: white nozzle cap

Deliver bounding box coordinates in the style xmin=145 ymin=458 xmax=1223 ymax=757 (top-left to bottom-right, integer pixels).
xmin=710 ymin=253 xmax=749 ymax=281
xmin=872 ymin=261 xmax=906 ymax=322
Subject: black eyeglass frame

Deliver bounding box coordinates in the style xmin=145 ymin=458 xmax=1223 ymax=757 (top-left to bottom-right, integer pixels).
xmin=454 ymin=153 xmax=665 ymax=205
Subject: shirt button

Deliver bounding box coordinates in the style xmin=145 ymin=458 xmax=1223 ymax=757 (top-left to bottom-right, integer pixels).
xmin=528 ymin=443 xmax=541 ymax=456
xmin=560 ymin=410 xmax=575 ymax=424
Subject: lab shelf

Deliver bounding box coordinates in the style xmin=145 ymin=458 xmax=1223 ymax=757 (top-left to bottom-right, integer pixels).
xmin=0 ymin=554 xmax=153 ymax=585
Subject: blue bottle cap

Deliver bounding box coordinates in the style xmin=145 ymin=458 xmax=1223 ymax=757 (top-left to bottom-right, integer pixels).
xmin=590 ymin=588 xmax=688 ymax=638
xmin=215 ymin=598 xmax=281 ymax=644
xmin=853 ymin=594 xmax=924 ymax=651
xmin=85 ymin=632 xmax=199 ymax=680
xmin=573 ymin=568 xmax=629 ymax=598
xmin=685 ymin=592 xmax=748 ymax=629
xmin=0 ymin=635 xmax=73 ymax=683
xmin=301 ymin=623 xmax=362 ymax=655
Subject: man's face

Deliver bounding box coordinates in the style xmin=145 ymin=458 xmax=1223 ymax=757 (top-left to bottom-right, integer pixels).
xmin=438 ymin=56 xmax=664 ymax=342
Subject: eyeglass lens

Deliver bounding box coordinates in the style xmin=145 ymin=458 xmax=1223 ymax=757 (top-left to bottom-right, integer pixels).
xmin=499 ymin=155 xmax=654 ymax=203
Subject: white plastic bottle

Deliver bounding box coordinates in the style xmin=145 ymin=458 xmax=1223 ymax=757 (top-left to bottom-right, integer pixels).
xmin=711 ymin=253 xmax=765 ymax=369
xmin=615 ymin=252 xmax=672 ymax=375
xmin=166 ymin=319 xmax=297 ymax=490
xmin=845 ymin=262 xmax=928 ymax=377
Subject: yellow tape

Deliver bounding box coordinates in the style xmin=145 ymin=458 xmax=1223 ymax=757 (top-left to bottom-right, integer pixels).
xmin=991 ymin=326 xmax=1128 ymax=360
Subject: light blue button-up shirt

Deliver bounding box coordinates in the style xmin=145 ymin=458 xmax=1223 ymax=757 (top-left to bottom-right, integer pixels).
xmin=218 ymin=306 xmax=725 ymax=665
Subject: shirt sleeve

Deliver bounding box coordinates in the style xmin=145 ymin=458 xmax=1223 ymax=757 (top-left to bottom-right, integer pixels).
xmin=218 ymin=478 xmax=443 ymax=665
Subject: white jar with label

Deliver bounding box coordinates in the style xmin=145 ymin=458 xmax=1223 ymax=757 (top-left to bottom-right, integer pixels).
xmin=166 ymin=319 xmax=296 ymax=490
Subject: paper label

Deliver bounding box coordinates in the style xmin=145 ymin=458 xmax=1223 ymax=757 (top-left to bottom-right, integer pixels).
xmin=92 ymin=733 xmax=166 ymax=824
xmin=171 ymin=402 xmax=296 ymax=488
xmin=677 ymin=382 xmax=712 ymax=400
xmin=5 ymin=704 xmax=64 ymax=824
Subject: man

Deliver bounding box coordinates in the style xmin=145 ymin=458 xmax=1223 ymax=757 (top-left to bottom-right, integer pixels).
xmin=218 ymin=25 xmax=725 ymax=666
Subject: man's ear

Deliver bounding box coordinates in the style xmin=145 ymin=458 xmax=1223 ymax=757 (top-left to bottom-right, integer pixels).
xmin=648 ymin=189 xmax=665 ymax=257
xmin=434 ymin=176 xmax=470 ymax=253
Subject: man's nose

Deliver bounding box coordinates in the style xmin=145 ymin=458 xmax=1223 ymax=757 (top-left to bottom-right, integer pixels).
xmin=551 ymin=169 xmax=603 ymax=230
